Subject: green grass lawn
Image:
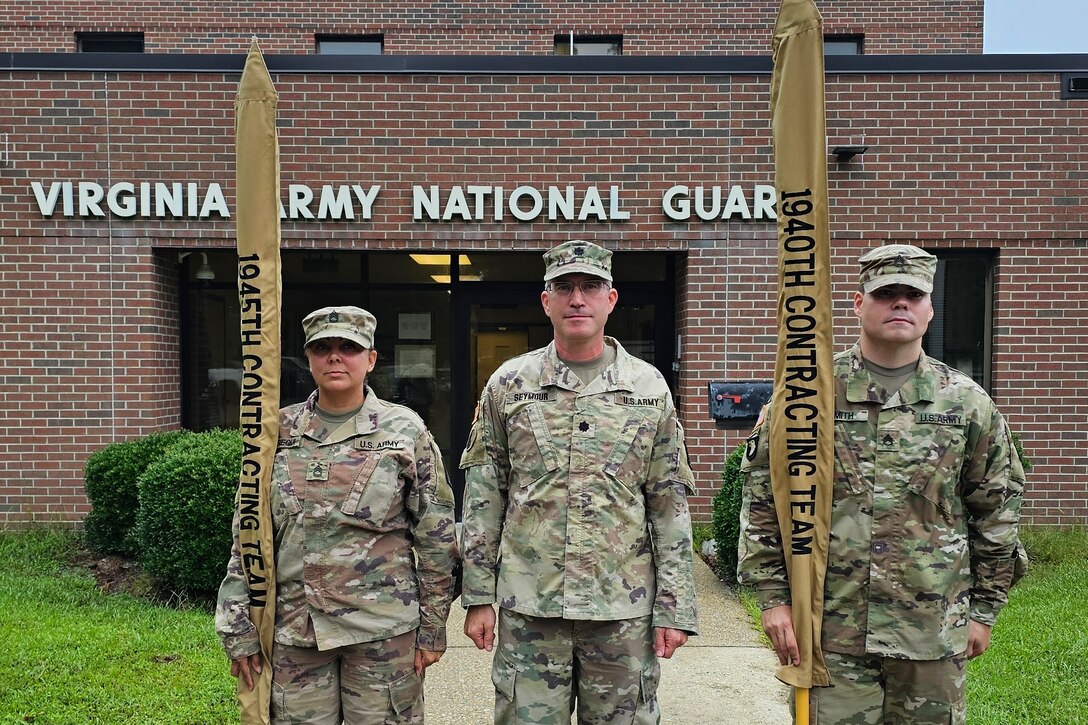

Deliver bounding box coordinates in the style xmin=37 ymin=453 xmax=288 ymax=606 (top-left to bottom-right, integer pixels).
xmin=967 ymin=527 xmax=1088 ymax=724
xmin=2 ymin=525 xmax=1084 ymax=724
xmin=0 ymin=529 xmax=237 ymax=724
xmin=731 ymin=526 xmax=1088 ymax=724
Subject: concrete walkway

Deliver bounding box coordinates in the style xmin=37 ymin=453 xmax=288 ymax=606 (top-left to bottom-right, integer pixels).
xmin=425 ymin=555 xmax=790 ymax=724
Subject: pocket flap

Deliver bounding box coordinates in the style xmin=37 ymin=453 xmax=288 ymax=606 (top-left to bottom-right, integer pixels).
xmin=491 ymin=651 xmax=518 ymax=702
xmin=387 ymin=670 xmax=422 ymax=716
xmin=640 ymin=658 xmax=661 ymax=704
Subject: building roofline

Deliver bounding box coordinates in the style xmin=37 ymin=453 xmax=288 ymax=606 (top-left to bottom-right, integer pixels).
xmin=1 ymin=52 xmax=1086 ymax=75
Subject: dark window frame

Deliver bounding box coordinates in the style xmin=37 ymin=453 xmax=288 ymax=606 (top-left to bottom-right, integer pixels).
xmin=923 ymin=249 xmax=994 ymax=390
xmin=554 ymin=34 xmax=623 ymax=56
xmin=315 ymin=33 xmax=384 ymax=55
xmin=824 ymin=34 xmax=864 ymax=55
xmin=76 ymin=32 xmax=145 ymax=53
xmin=1061 ymin=73 xmax=1088 ymax=100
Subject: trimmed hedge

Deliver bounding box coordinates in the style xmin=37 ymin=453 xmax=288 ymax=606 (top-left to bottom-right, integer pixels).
xmin=83 ymin=430 xmax=191 ymax=556
xmin=134 ymin=429 xmax=242 ymax=594
xmin=711 ymin=443 xmax=746 ymax=585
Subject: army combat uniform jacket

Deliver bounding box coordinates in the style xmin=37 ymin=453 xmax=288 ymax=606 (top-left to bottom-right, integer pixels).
xmin=216 ymin=388 xmax=458 ymax=659
xmin=738 ymin=344 xmax=1024 ymax=660
xmin=460 ymin=338 xmax=698 ymax=633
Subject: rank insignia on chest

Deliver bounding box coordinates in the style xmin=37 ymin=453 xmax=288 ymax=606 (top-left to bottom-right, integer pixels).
xmin=877 ymin=430 xmax=900 ymax=451
xmin=306 ymin=460 xmax=330 ymax=481
xmin=575 ymin=419 xmax=596 ymax=437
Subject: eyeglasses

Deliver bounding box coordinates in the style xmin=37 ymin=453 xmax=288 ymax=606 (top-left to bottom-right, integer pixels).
xmin=547 ymin=280 xmax=610 ymax=297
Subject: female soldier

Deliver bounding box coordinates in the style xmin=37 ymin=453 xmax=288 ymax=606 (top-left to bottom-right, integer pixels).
xmin=216 ymin=306 xmax=458 ymax=724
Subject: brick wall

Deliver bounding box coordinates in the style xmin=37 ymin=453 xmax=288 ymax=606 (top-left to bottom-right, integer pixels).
xmin=0 ymin=58 xmax=1085 ymax=526
xmin=0 ymin=1 xmax=984 ymax=55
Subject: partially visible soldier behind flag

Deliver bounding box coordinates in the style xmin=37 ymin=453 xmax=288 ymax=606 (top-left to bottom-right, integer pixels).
xmin=739 ymin=248 xmax=1027 ymax=721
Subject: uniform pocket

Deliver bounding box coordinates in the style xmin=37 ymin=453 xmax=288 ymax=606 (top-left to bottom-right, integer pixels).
xmin=491 ymin=650 xmax=518 ymax=702
xmin=387 ymin=669 xmax=423 ymax=717
xmin=339 ymin=451 xmax=398 ymax=527
xmin=272 ymin=451 xmax=303 ymax=521
xmin=602 ymin=412 xmax=655 ymax=492
xmin=834 ymin=423 xmax=868 ymax=496
xmin=507 ymin=404 xmax=560 ymax=487
xmin=639 ymin=657 xmax=660 ymax=704
xmin=270 ymin=681 xmax=289 ymax=721
xmin=905 ymin=425 xmax=964 ymax=524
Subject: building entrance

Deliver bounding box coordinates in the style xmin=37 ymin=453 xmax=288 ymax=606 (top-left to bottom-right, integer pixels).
xmin=181 ymin=248 xmax=676 ymax=514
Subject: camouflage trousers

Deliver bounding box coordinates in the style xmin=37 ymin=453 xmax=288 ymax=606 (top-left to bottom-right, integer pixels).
xmin=270 ymin=630 xmax=424 ymax=724
xmin=796 ymin=651 xmax=967 ymax=725
xmin=492 ymin=609 xmax=660 ymax=725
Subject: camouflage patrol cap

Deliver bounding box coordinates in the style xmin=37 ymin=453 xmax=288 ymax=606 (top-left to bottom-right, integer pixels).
xmin=542 ymin=240 xmax=613 ymax=283
xmin=302 ymin=306 xmax=376 ymax=348
xmin=858 ymin=244 xmax=937 ymax=294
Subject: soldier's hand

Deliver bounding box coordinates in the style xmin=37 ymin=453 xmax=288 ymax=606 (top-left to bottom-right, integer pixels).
xmin=761 ymin=605 xmax=800 ymax=666
xmin=653 ymin=627 xmax=688 ymax=659
xmin=230 ymin=652 xmax=263 ymax=691
xmin=464 ymin=604 xmax=496 ymax=652
xmin=415 ymin=648 xmax=443 ymax=674
xmin=966 ymin=620 xmax=992 ymax=659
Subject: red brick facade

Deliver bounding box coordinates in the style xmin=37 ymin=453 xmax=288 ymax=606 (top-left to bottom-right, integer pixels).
xmin=1 ymin=2 xmax=1086 ymax=525
xmin=0 ymin=1 xmax=982 ymax=55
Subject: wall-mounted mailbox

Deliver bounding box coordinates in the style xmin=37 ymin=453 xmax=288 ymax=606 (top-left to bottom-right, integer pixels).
xmin=708 ymin=381 xmax=772 ymax=426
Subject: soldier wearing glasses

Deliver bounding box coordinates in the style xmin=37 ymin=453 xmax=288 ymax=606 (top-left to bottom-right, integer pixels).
xmin=460 ymin=240 xmax=698 ymax=724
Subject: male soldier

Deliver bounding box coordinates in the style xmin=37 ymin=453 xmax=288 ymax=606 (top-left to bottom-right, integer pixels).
xmin=738 ymin=244 xmax=1025 ymax=724
xmin=460 ymin=240 xmax=698 ymax=724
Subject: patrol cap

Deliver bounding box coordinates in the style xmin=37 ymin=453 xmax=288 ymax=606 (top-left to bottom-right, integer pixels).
xmin=858 ymin=244 xmax=937 ymax=294
xmin=542 ymin=240 xmax=613 ymax=283
xmin=302 ymin=306 xmax=376 ymax=348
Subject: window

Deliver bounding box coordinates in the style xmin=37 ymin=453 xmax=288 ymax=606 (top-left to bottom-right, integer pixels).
xmin=554 ymin=34 xmax=622 ymax=56
xmin=824 ymin=34 xmax=863 ymax=55
xmin=1061 ymin=73 xmax=1088 ymax=100
xmin=316 ymin=34 xmax=383 ymax=55
xmin=923 ymin=251 xmax=994 ymax=389
xmin=76 ymin=32 xmax=144 ymax=53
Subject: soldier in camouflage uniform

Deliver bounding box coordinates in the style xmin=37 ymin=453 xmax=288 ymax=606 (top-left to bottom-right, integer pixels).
xmin=738 ymin=244 xmax=1025 ymax=724
xmin=460 ymin=240 xmax=699 ymax=725
xmin=216 ymin=306 xmax=458 ymax=725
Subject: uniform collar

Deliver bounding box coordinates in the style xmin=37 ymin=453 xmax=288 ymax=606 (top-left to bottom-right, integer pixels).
xmin=843 ymin=342 xmax=936 ymax=406
xmin=294 ymin=386 xmax=381 ymax=441
xmin=539 ymin=336 xmax=635 ymax=392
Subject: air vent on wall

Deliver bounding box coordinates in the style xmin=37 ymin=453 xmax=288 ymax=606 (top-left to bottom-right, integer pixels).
xmin=1062 ymin=74 xmax=1088 ymax=99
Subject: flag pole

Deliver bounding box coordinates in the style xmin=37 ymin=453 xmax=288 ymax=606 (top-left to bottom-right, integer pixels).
xmin=234 ymin=37 xmax=281 ymax=725
xmin=769 ymin=1 xmax=835 ymax=722
xmin=796 ymin=689 xmax=810 ymax=723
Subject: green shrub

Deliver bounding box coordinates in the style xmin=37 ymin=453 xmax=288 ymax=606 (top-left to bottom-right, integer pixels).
xmin=134 ymin=429 xmax=242 ymax=594
xmin=83 ymin=430 xmax=191 ymax=556
xmin=711 ymin=443 xmax=746 ymax=585
xmin=690 ymin=522 xmax=712 ymax=553
xmin=1011 ymin=432 xmax=1033 ymax=471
